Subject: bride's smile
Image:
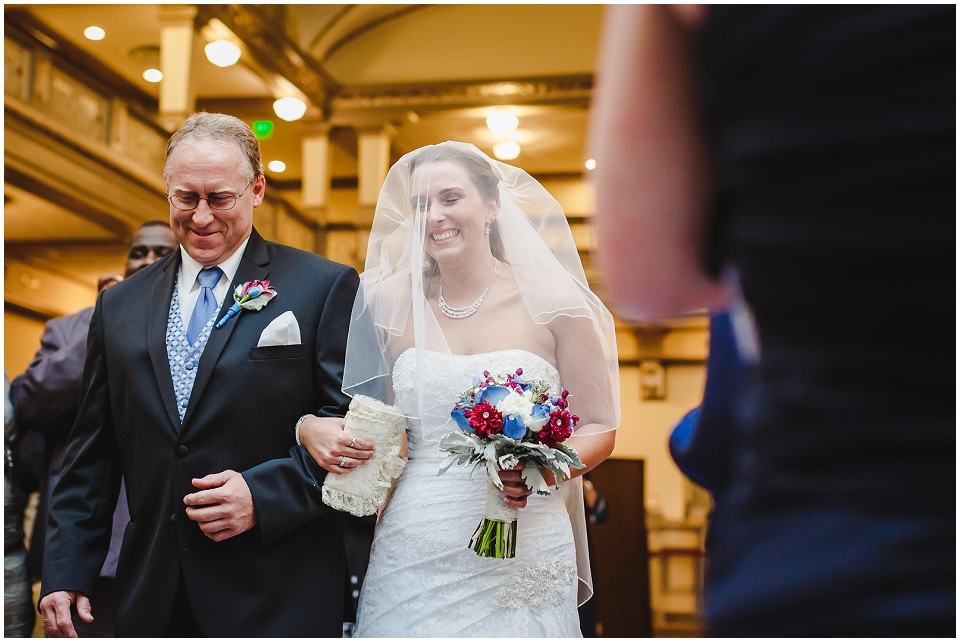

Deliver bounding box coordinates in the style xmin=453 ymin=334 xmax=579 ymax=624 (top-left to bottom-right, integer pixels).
xmin=431 ymin=229 xmax=459 ymax=241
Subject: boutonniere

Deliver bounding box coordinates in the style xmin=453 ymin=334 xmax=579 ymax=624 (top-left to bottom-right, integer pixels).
xmin=215 ymin=280 xmax=277 ymax=329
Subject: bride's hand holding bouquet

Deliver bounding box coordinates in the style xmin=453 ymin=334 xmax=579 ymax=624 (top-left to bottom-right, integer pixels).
xmin=439 ymin=368 xmax=584 ymax=558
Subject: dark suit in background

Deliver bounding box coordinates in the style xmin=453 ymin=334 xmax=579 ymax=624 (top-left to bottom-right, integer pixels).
xmin=41 ymin=229 xmax=358 ymax=635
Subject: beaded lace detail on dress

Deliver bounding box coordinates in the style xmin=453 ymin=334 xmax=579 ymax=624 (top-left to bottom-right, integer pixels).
xmin=496 ymin=560 xmax=578 ymax=613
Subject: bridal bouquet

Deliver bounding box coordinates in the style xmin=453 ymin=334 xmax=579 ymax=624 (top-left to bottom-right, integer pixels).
xmin=438 ymin=368 xmax=584 ymax=558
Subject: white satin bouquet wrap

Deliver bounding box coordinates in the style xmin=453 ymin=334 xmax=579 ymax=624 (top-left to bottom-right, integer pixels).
xmin=322 ymin=394 xmax=407 ymax=517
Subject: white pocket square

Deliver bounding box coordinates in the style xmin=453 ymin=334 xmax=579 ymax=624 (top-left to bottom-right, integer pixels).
xmin=257 ymin=311 xmax=301 ymax=347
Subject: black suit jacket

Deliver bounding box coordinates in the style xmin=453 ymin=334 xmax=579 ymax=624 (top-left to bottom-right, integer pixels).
xmin=41 ymin=229 xmax=359 ymax=636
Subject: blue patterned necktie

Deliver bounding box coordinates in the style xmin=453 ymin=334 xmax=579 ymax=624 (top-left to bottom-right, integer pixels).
xmin=186 ymin=266 xmax=223 ymax=344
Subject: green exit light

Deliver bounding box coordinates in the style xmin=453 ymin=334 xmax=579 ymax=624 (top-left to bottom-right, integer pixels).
xmin=253 ymin=120 xmax=274 ymax=140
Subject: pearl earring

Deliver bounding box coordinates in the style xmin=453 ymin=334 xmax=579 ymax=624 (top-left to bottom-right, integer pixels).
xmin=484 ymin=225 xmax=491 ymax=234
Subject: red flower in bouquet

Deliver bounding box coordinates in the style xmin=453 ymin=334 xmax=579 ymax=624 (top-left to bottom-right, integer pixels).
xmin=537 ymin=409 xmax=578 ymax=447
xmin=466 ymin=402 xmax=503 ymax=438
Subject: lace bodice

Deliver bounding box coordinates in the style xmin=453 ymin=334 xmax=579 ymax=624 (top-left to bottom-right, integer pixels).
xmin=391 ymin=348 xmax=562 ymax=450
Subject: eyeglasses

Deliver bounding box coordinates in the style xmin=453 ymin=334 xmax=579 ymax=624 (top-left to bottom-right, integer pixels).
xmin=167 ymin=180 xmax=253 ymax=211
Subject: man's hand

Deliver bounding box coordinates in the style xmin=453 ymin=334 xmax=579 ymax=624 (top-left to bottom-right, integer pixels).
xmin=298 ymin=415 xmax=376 ymax=474
xmin=183 ymin=470 xmax=257 ymax=542
xmin=39 ymin=590 xmax=93 ymax=638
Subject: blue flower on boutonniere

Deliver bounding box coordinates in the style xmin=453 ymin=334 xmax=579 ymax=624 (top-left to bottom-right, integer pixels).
xmin=215 ymin=280 xmax=277 ymax=329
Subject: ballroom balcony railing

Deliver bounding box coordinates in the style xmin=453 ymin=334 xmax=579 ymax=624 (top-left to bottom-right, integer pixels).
xmin=5 ymin=23 xmax=322 ymax=259
xmin=5 ymin=30 xmax=168 ymax=181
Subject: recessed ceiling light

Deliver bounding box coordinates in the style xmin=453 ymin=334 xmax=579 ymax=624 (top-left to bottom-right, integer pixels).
xmin=273 ymin=97 xmax=307 ymax=122
xmin=493 ymin=141 xmax=521 ymax=161
xmin=142 ymin=69 xmax=163 ymax=83
xmin=267 ymin=160 xmax=286 ymax=173
xmin=486 ymin=110 xmax=519 ymax=136
xmin=584 ymin=159 xmax=597 ymax=171
xmin=204 ymin=40 xmax=241 ymax=68
xmin=84 ymin=26 xmax=105 ymax=41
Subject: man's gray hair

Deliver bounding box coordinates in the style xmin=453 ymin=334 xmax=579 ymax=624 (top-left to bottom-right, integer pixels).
xmin=164 ymin=112 xmax=263 ymax=184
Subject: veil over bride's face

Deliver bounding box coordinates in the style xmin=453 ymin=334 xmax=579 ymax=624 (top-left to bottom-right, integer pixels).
xmin=411 ymin=161 xmax=498 ymax=270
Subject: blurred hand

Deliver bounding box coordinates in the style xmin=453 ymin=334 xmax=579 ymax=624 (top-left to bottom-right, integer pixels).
xmin=97 ymin=274 xmax=123 ymax=292
xmin=298 ymin=415 xmax=376 ymax=474
xmin=583 ymin=478 xmax=598 ymax=509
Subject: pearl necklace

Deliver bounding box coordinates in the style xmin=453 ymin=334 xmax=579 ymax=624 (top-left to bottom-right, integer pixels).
xmin=438 ymin=260 xmax=498 ymax=319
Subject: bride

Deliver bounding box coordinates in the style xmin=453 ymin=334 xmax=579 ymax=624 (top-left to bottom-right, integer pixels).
xmin=301 ymin=142 xmax=619 ymax=637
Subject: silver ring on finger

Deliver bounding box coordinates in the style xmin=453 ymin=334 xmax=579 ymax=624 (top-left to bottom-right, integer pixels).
xmin=340 ymin=457 xmax=347 ymax=467
xmin=349 ymin=436 xmax=356 ymax=449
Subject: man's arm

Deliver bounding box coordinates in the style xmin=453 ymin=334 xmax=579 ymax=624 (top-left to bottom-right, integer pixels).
xmin=39 ymin=297 xmax=122 ymax=636
xmin=10 ymin=310 xmax=91 ymax=436
xmin=185 ymin=264 xmax=360 ymax=545
xmin=589 ymin=4 xmax=729 ymax=320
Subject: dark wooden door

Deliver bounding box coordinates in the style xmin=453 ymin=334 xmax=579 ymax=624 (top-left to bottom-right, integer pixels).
xmin=588 ymin=458 xmax=653 ymax=637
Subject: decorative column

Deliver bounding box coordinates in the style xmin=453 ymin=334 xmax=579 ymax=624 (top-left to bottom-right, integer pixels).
xmin=356 ymin=125 xmax=395 ymax=265
xmin=158 ymin=4 xmax=197 ymax=132
xmin=357 ymin=125 xmax=394 ymax=225
xmin=301 ymin=119 xmax=332 ymax=256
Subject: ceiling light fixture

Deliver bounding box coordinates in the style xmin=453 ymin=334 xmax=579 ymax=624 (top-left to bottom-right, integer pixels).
xmin=493 ymin=141 xmax=521 ymax=161
xmin=142 ymin=69 xmax=163 ymax=83
xmin=204 ymin=39 xmax=241 ymax=68
xmin=83 ymin=26 xmax=105 ymax=41
xmin=584 ymin=159 xmax=597 ymax=171
xmin=273 ymin=97 xmax=307 ymax=122
xmin=267 ymin=160 xmax=286 ymax=173
xmin=486 ymin=110 xmax=519 ymax=137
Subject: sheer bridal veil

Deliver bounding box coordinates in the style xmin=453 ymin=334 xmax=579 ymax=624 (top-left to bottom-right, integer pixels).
xmin=342 ymin=141 xmax=620 ymax=604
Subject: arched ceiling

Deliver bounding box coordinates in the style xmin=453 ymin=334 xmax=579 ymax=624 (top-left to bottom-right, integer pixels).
xmin=318 ymin=4 xmax=602 ymax=85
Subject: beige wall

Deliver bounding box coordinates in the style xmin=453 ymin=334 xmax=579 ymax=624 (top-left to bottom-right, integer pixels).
xmin=613 ymin=365 xmax=706 ymax=521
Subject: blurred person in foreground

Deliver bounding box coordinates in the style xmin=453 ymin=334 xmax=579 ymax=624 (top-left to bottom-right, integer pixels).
xmin=10 ymin=221 xmax=177 ymax=637
xmin=590 ymin=5 xmax=954 ymax=636
xmin=39 ymin=112 xmax=359 ymax=636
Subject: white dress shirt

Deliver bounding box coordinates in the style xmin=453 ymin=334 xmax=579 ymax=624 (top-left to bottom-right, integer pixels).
xmin=176 ymin=236 xmax=251 ymax=331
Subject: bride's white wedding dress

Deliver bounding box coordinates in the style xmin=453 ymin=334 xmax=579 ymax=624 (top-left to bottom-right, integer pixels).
xmin=354 ymin=348 xmax=582 ymax=638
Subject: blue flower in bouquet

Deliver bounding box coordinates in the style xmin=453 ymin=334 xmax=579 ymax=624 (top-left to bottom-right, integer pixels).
xmin=495 ymin=389 xmax=534 ymax=438
xmin=479 ymin=385 xmax=511 ymax=407
xmin=502 ymin=414 xmax=526 ymax=439
xmin=451 ymin=407 xmax=472 ymax=433
xmin=528 ymin=404 xmax=551 ymax=432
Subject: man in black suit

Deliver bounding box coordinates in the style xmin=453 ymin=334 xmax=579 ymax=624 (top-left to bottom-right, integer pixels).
xmin=11 ymin=221 xmax=177 ymax=637
xmin=39 ymin=112 xmax=361 ymax=636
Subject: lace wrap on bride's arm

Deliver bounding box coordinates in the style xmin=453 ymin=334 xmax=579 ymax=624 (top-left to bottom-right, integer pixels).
xmin=322 ymin=394 xmax=407 ymax=517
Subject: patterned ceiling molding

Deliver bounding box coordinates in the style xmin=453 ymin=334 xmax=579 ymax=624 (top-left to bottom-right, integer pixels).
xmin=334 ymin=75 xmax=593 ymax=110
xmin=329 ymin=75 xmax=593 ymax=126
